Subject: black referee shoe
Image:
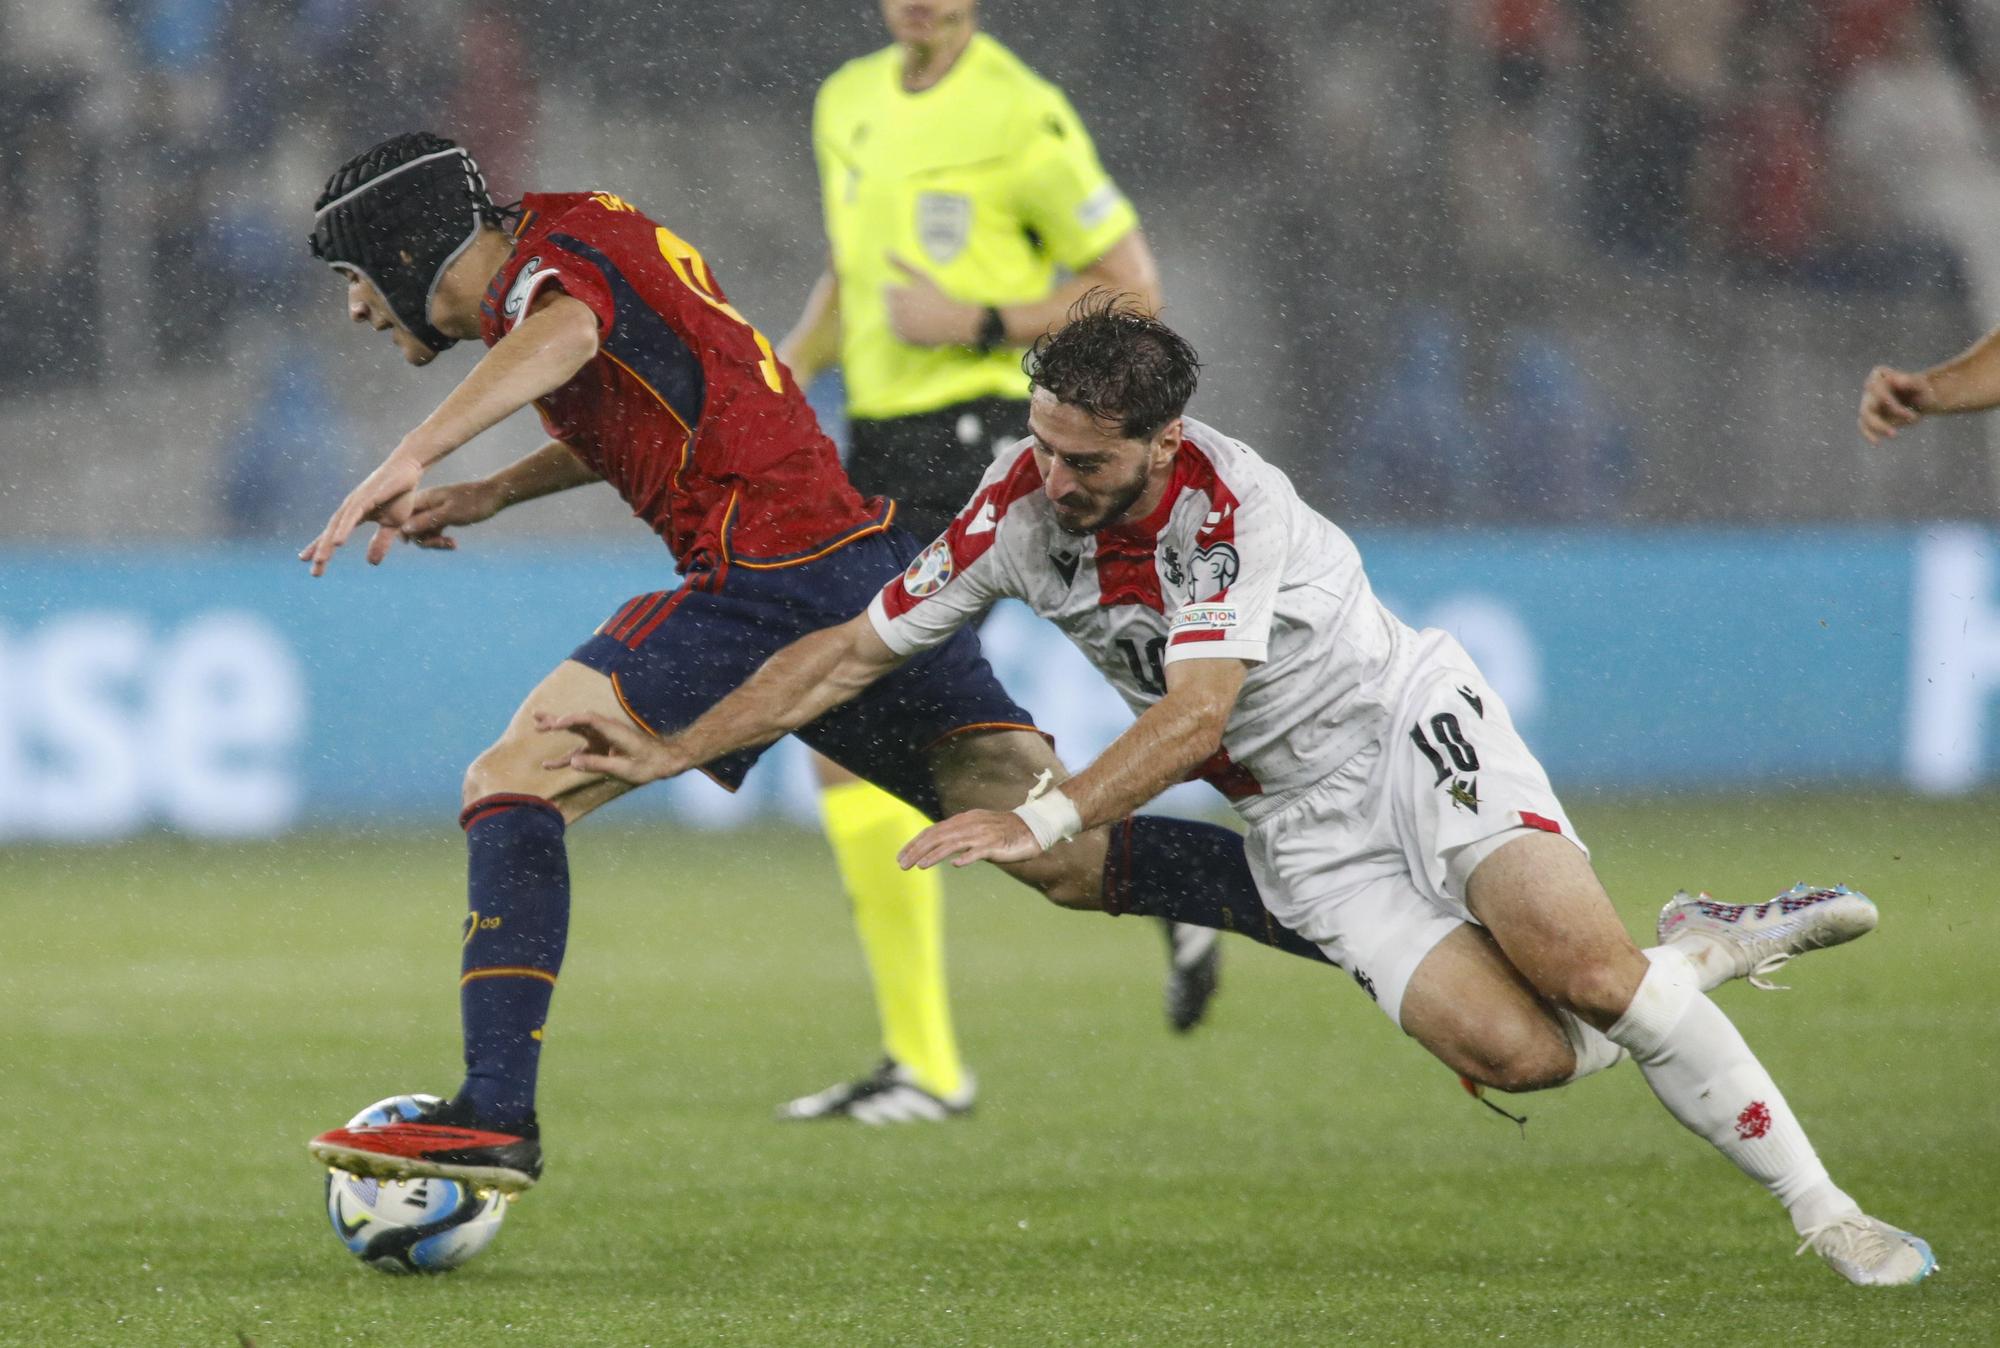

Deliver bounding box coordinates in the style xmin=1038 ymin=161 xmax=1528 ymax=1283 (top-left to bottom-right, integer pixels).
xmin=776 ymin=1059 xmax=976 ymax=1124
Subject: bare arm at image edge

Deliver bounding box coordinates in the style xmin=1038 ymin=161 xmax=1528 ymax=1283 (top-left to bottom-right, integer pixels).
xmin=1860 ymin=324 xmax=2000 ymax=443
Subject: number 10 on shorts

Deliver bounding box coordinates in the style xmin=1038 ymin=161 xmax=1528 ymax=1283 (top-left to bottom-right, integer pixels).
xmin=1410 ymin=712 xmax=1480 ymax=785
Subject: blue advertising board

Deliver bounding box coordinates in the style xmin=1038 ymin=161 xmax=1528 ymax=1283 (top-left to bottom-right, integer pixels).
xmin=0 ymin=526 xmax=1994 ymax=839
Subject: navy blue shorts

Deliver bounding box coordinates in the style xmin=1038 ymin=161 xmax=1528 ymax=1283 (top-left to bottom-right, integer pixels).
xmin=569 ymin=526 xmax=1035 ymax=818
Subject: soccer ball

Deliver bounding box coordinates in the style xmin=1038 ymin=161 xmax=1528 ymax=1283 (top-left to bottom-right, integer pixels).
xmin=323 ymin=1094 xmax=508 ymax=1274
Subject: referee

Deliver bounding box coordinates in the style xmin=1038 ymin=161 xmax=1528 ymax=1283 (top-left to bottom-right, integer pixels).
xmin=772 ymin=0 xmax=1189 ymax=1124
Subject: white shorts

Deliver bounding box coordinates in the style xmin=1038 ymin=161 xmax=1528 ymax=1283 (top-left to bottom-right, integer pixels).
xmin=1243 ymin=631 xmax=1587 ymax=1027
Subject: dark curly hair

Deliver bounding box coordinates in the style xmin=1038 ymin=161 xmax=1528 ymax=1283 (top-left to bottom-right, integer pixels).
xmin=1023 ymin=290 xmax=1201 ymax=439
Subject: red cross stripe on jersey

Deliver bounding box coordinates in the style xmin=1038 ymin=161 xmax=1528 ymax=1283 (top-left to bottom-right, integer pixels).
xmin=1188 ymin=745 xmax=1262 ymax=800
xmin=1095 ymin=434 xmax=1243 ymax=613
xmin=880 ymin=451 xmax=1044 ymax=620
xmin=1095 ymin=536 xmax=1165 ymax=610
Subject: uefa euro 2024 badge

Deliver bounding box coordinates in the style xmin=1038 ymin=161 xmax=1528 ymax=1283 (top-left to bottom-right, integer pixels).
xmin=903 ymin=537 xmax=955 ymax=597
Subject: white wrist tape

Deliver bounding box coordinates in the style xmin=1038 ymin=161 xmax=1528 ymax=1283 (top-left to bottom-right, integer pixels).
xmin=1012 ymin=769 xmax=1083 ymax=851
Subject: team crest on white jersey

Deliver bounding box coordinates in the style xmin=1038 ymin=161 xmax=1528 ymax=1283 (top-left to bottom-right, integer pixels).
xmin=1188 ymin=543 xmax=1239 ymax=602
xmin=903 ymin=537 xmax=955 ymax=597
xmin=917 ymin=193 xmax=972 ymax=264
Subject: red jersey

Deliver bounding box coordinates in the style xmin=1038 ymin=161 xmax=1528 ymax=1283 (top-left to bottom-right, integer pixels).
xmin=478 ymin=191 xmax=881 ymax=568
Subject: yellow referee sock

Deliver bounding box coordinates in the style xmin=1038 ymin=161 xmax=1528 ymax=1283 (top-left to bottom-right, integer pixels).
xmin=818 ymin=780 xmax=965 ymax=1100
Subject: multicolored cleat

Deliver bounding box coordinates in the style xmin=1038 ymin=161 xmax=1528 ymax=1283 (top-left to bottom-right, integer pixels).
xmin=309 ymin=1097 xmax=542 ymax=1194
xmin=1657 ymin=883 xmax=1879 ymax=990
xmin=1797 ymin=1212 xmax=1937 ymax=1286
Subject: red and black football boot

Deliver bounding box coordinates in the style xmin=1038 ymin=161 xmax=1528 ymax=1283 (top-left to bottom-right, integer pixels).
xmin=309 ymin=1097 xmax=542 ymax=1193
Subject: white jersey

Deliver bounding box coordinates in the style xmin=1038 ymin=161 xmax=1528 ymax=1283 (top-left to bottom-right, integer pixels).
xmin=866 ymin=417 xmax=1422 ymax=820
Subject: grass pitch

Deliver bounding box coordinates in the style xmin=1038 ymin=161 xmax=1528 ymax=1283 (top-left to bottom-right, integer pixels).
xmin=6 ymin=793 xmax=1997 ymax=1346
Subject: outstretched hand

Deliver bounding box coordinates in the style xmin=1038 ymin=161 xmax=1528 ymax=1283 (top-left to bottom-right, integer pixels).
xmin=299 ymin=452 xmax=426 ymax=576
xmin=400 ymin=479 xmax=506 ymax=551
xmin=1858 ymin=365 xmax=1933 ymax=444
xmin=535 ymin=710 xmax=689 ymax=784
xmin=897 ymin=808 xmax=1040 ymax=871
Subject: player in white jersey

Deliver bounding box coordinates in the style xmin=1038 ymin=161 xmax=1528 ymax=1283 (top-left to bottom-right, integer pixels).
xmin=538 ymin=296 xmax=1932 ymax=1286
xmin=873 ymin=409 xmax=1548 ymax=1010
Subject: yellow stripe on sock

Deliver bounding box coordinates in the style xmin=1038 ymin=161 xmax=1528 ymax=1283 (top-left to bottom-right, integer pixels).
xmin=460 ymin=966 xmax=558 ymax=988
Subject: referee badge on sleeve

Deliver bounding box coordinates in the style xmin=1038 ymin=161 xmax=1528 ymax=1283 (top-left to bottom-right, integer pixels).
xmin=1076 ymin=184 xmax=1123 ymax=231
xmin=917 ymin=193 xmax=972 ymax=264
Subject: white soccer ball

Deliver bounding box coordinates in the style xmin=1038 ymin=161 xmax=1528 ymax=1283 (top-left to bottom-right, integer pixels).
xmin=323 ymin=1093 xmax=509 ymax=1274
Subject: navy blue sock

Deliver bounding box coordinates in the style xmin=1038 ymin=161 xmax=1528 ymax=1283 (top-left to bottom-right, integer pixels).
xmin=1103 ymin=816 xmax=1333 ymax=966
xmin=453 ymin=793 xmax=570 ymax=1128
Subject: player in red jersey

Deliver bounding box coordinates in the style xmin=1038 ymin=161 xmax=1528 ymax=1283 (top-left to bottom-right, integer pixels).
xmin=296 ymin=134 xmax=1320 ymax=1194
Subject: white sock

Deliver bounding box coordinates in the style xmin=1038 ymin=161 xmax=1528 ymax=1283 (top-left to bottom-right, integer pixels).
xmin=1605 ymin=946 xmax=1857 ymax=1232
xmin=1555 ymin=1008 xmax=1627 ymax=1082
xmin=1668 ymin=933 xmax=1739 ymax=994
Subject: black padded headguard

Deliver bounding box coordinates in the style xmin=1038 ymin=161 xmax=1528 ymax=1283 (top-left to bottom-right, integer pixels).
xmin=309 ymin=132 xmax=507 ymax=353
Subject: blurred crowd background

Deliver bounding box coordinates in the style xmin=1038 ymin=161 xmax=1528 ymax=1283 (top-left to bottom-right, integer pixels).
xmin=6 ymin=0 xmax=2000 ymax=544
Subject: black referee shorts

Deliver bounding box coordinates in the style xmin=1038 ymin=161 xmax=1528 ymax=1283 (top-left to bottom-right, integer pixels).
xmin=847 ymin=396 xmax=1029 ymax=544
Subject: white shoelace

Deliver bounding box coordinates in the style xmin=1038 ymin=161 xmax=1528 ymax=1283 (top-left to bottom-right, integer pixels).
xmin=1747 ymin=951 xmax=1794 ymax=992
xmin=1795 ymin=1214 xmax=1895 ymax=1267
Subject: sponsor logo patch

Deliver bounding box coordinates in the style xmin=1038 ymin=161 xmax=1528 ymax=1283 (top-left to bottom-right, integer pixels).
xmin=503 ymin=256 xmax=546 ymax=325
xmin=1171 ymin=603 xmax=1239 ymax=632
xmin=903 ymin=537 xmax=955 ymax=597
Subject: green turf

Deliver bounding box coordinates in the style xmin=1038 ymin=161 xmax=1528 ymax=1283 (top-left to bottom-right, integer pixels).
xmin=5 ymin=794 xmax=1996 ymax=1346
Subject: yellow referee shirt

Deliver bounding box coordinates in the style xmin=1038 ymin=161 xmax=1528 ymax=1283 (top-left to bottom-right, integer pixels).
xmin=813 ymin=32 xmax=1140 ymax=421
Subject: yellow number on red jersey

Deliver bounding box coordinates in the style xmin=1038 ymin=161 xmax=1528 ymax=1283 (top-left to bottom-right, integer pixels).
xmin=653 ymin=225 xmax=783 ymax=393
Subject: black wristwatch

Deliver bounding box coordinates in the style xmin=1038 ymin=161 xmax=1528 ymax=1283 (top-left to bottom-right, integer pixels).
xmin=974 ymin=305 xmax=1007 ymax=353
